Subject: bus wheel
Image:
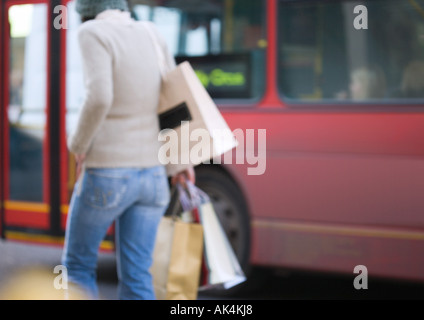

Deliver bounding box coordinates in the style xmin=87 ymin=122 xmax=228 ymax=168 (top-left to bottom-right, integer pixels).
xmin=195 ymin=165 xmax=251 ymax=295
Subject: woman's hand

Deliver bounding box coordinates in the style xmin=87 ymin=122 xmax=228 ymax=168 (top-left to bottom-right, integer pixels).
xmin=74 ymin=154 xmax=86 ymax=180
xmin=171 ymin=166 xmax=195 ymax=187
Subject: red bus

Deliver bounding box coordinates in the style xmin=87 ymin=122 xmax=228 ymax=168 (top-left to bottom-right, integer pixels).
xmin=1 ymin=0 xmax=424 ymax=286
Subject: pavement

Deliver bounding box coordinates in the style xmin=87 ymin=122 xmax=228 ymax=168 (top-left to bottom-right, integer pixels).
xmin=0 ymin=239 xmax=119 ymax=300
xmin=0 ymin=239 xmax=221 ymax=300
xmin=1 ymin=239 xmax=424 ymax=300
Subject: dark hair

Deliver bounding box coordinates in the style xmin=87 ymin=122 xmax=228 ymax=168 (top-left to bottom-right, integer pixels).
xmin=81 ymin=16 xmax=95 ymax=23
xmin=79 ymin=1 xmax=130 ymax=23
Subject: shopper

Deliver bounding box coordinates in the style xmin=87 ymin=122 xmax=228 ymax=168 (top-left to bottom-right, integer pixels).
xmin=62 ymin=0 xmax=194 ymax=300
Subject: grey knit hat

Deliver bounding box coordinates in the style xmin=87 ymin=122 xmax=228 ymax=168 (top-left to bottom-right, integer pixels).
xmin=75 ymin=0 xmax=129 ymax=18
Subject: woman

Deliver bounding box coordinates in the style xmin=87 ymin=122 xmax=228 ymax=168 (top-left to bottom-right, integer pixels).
xmin=336 ymin=66 xmax=386 ymax=101
xmin=62 ymin=0 xmax=194 ymax=300
xmin=349 ymin=66 xmax=386 ymax=100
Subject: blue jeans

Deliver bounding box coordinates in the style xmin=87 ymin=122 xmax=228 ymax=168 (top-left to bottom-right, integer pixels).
xmin=61 ymin=165 xmax=170 ymax=300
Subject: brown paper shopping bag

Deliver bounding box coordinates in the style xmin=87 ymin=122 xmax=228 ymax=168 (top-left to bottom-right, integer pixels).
xmin=151 ymin=190 xmax=204 ymax=300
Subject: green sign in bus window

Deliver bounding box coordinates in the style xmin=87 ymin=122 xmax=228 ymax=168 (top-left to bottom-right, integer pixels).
xmin=176 ymin=53 xmax=252 ymax=99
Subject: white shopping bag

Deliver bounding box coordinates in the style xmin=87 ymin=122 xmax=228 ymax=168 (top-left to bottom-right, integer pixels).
xmin=197 ymin=201 xmax=246 ymax=290
xmin=179 ymin=182 xmax=246 ymax=290
xmin=145 ymin=22 xmax=239 ymax=176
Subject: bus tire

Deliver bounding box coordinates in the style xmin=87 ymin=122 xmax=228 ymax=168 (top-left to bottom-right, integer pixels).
xmin=195 ymin=165 xmax=251 ymax=296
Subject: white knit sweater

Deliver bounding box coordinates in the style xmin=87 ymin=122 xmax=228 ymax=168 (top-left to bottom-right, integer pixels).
xmin=67 ymin=10 xmax=179 ymax=173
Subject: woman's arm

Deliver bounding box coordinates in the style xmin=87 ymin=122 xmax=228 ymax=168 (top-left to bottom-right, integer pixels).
xmin=67 ymin=26 xmax=114 ymax=155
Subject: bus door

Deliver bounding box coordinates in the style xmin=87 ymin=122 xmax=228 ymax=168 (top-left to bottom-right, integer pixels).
xmin=1 ymin=0 xmax=53 ymax=242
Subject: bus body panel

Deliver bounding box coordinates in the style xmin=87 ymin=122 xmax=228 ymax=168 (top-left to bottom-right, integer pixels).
xmin=221 ymin=109 xmax=424 ymax=281
xmin=251 ymin=219 xmax=424 ymax=282
xmin=222 ymin=110 xmax=424 ymax=228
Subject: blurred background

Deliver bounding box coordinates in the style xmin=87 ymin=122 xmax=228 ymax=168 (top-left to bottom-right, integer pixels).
xmin=1 ymin=0 xmax=424 ymax=299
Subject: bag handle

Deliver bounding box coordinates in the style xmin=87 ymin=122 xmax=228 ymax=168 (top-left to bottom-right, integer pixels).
xmin=186 ymin=181 xmax=210 ymax=204
xmin=163 ymin=186 xmax=181 ymax=221
xmin=177 ymin=183 xmax=197 ymax=212
xmin=178 ymin=181 xmax=210 ymax=211
xmin=164 ymin=184 xmax=201 ymax=219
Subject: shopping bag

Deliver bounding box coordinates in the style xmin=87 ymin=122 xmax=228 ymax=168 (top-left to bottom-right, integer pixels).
xmin=144 ymin=22 xmax=239 ymax=176
xmin=182 ymin=182 xmax=246 ymax=290
xmin=197 ymin=202 xmax=246 ymax=290
xmin=150 ymin=188 xmax=204 ymax=300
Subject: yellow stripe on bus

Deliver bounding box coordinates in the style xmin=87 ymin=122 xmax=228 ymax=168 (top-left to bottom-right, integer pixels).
xmin=61 ymin=204 xmax=69 ymax=215
xmin=5 ymin=231 xmax=115 ymax=251
xmin=4 ymin=201 xmax=49 ymax=213
xmin=4 ymin=202 xmax=72 ymax=218
xmin=252 ymin=220 xmax=424 ymax=241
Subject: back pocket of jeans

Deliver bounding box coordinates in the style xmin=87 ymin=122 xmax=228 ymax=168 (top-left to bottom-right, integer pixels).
xmin=83 ymin=170 xmax=128 ymax=210
xmin=153 ymin=167 xmax=171 ymax=207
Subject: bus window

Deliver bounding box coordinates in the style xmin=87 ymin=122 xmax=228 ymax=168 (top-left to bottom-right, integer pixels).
xmin=7 ymin=4 xmax=47 ymax=202
xmin=131 ymin=0 xmax=267 ymax=101
xmin=278 ymin=0 xmax=424 ymax=102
